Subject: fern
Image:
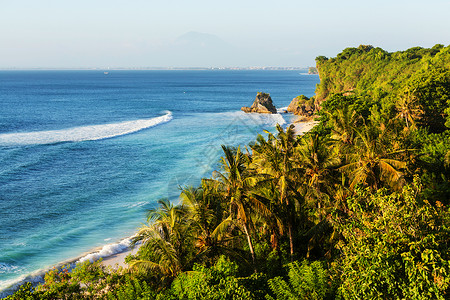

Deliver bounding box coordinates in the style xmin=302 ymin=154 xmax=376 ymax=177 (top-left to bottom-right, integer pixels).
xmin=267 ymin=260 xmax=330 ymax=300
xmin=108 ymin=276 xmax=155 ymax=300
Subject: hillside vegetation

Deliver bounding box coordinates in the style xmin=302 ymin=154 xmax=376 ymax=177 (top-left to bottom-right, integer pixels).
xmin=316 ymin=44 xmax=450 ymax=132
xmin=7 ymin=45 xmax=450 ymax=300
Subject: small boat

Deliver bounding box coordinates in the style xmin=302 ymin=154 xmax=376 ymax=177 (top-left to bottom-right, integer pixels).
xmin=104 ymin=72 xmax=109 ymax=75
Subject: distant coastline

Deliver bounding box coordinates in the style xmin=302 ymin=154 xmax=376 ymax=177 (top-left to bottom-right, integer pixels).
xmin=0 ymin=66 xmax=312 ymax=71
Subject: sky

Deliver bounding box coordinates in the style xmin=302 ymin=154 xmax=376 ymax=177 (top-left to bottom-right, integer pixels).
xmin=1 ymin=0 xmax=449 ymax=68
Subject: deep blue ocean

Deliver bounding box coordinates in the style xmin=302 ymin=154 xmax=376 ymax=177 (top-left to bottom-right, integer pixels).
xmin=0 ymin=70 xmax=319 ymax=294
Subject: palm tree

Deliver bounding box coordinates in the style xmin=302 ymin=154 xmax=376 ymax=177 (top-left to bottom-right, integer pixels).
xmin=296 ymin=133 xmax=339 ymax=221
xmin=130 ymin=199 xmax=193 ymax=286
xmin=251 ymin=124 xmax=302 ymax=261
xmin=327 ymin=107 xmax=361 ymax=148
xmin=395 ymin=90 xmax=424 ymax=130
xmin=212 ymin=145 xmax=267 ymax=268
xmin=339 ymin=124 xmax=407 ymax=190
xmin=289 ymin=133 xmax=340 ymax=258
xmin=179 ymin=184 xmax=236 ymax=264
xmin=248 ymin=183 xmax=284 ymax=250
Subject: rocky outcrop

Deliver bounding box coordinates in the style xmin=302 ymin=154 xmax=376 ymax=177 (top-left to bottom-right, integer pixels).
xmin=308 ymin=67 xmax=318 ymax=74
xmin=287 ymin=95 xmax=317 ymax=117
xmin=241 ymin=92 xmax=277 ymax=114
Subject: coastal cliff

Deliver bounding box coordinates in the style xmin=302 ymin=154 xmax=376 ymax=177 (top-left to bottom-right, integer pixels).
xmin=241 ymin=92 xmax=277 ymax=114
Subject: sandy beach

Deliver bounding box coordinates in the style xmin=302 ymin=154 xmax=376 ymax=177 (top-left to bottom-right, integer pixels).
xmin=100 ymin=243 xmax=141 ymax=270
xmin=291 ymin=119 xmax=319 ymax=135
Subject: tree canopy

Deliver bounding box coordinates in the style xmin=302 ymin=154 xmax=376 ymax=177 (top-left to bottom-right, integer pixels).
xmin=7 ymin=44 xmax=450 ymax=300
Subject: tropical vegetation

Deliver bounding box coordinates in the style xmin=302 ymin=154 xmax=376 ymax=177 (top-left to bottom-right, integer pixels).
xmin=6 ymin=44 xmax=450 ymax=299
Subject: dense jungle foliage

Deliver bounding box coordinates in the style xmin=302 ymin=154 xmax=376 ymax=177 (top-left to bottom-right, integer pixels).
xmin=7 ymin=45 xmax=450 ymax=299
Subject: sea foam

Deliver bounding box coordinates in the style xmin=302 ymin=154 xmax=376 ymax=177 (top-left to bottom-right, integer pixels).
xmin=76 ymin=237 xmax=132 ymax=264
xmin=0 ymin=263 xmax=20 ymax=274
xmin=0 ymin=237 xmax=135 ymax=297
xmin=0 ymin=271 xmax=45 ymax=298
xmin=0 ymin=111 xmax=173 ymax=146
xmin=219 ymin=111 xmax=286 ymax=127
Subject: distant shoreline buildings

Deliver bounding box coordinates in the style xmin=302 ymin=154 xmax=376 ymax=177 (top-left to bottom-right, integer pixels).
xmin=0 ymin=66 xmax=312 ymax=71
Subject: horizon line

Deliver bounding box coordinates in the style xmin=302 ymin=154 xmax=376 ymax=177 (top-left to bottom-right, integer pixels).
xmin=0 ymin=66 xmax=312 ymax=71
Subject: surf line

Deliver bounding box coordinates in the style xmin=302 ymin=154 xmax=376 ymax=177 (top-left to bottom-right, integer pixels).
xmin=0 ymin=111 xmax=173 ymax=146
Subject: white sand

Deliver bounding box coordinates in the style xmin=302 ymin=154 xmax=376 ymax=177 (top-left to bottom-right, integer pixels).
xmin=101 ymin=244 xmax=141 ymax=270
xmin=291 ymin=120 xmax=319 ymax=135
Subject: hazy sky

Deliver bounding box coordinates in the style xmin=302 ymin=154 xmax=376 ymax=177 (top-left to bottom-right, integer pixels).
xmin=1 ymin=0 xmax=449 ymax=68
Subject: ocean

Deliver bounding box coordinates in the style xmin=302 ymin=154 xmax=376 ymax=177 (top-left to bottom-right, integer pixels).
xmin=0 ymin=70 xmax=319 ymax=294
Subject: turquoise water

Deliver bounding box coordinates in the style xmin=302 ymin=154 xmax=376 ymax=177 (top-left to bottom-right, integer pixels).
xmin=0 ymin=70 xmax=319 ymax=294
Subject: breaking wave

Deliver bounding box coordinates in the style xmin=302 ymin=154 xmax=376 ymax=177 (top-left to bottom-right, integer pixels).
xmin=76 ymin=238 xmax=132 ymax=264
xmin=218 ymin=111 xmax=286 ymax=127
xmin=0 ymin=111 xmax=172 ymax=146
xmin=0 ymin=263 xmax=21 ymax=274
xmin=0 ymin=237 xmax=135 ymax=297
xmin=277 ymin=106 xmax=288 ymax=113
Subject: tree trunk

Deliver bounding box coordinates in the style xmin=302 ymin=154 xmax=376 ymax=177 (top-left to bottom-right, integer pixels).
xmin=318 ymin=201 xmax=322 ymax=222
xmin=288 ymin=222 xmax=294 ymax=262
xmin=242 ymin=222 xmax=257 ymax=272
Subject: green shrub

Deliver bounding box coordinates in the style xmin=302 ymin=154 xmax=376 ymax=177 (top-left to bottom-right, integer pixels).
xmin=336 ymin=180 xmax=450 ymax=299
xmin=108 ymin=276 xmax=156 ymax=300
xmin=166 ymin=256 xmax=257 ymax=299
xmin=267 ymin=260 xmax=331 ymax=300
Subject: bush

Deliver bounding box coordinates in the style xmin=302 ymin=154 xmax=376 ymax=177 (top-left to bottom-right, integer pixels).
xmin=267 ymin=260 xmax=331 ymax=300
xmin=336 ymin=179 xmax=450 ymax=299
xmin=166 ymin=256 xmax=259 ymax=299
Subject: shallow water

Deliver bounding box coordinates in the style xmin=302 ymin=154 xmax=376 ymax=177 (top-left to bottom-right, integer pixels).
xmin=0 ymin=70 xmax=319 ymax=294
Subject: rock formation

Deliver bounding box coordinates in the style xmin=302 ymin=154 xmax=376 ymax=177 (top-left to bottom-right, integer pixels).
xmin=308 ymin=67 xmax=319 ymax=74
xmin=241 ymin=92 xmax=277 ymax=114
xmin=286 ymin=95 xmax=317 ymax=117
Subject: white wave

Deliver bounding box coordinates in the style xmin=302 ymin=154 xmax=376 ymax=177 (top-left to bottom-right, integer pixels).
xmin=277 ymin=107 xmax=288 ymax=113
xmin=0 ymin=263 xmax=21 ymax=274
xmin=77 ymin=238 xmax=131 ymax=264
xmin=0 ymin=237 xmax=136 ymax=297
xmin=0 ymin=111 xmax=173 ymax=146
xmin=123 ymin=201 xmax=148 ymax=209
xmin=218 ymin=111 xmax=286 ymax=127
xmin=0 ymin=271 xmax=45 ymax=298
xmin=245 ymin=112 xmax=286 ymax=127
